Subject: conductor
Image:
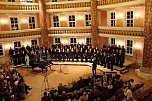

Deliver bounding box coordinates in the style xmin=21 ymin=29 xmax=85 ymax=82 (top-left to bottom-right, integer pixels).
xmin=92 ymin=57 xmax=97 ymax=75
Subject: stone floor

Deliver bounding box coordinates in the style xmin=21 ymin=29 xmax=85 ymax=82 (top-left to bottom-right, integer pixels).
xmin=15 ymin=64 xmax=152 ymax=101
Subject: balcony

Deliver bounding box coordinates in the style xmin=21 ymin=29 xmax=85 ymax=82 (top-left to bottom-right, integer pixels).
xmin=98 ymin=26 xmax=144 ymax=37
xmin=0 ymin=2 xmax=38 ymax=13
xmin=0 ymin=29 xmax=41 ymax=39
xmin=49 ymin=27 xmax=91 ymax=35
xmin=46 ymin=0 xmax=91 ymax=12
xmin=98 ymin=0 xmax=135 ymax=6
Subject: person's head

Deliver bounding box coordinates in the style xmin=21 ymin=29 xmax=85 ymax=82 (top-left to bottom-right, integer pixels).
xmin=124 ymin=86 xmax=129 ymax=90
xmin=43 ymin=92 xmax=47 ymax=96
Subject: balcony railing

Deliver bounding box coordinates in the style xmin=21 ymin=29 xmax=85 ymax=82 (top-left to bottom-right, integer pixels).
xmin=97 ymin=0 xmax=135 ymax=6
xmin=0 ymin=2 xmax=38 ymax=11
xmin=0 ymin=29 xmax=41 ymax=39
xmin=99 ymin=29 xmax=144 ymax=37
xmin=46 ymin=1 xmax=90 ymax=9
xmin=49 ymin=27 xmax=91 ymax=34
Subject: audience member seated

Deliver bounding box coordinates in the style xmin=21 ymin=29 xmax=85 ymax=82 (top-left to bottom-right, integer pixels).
xmin=41 ymin=92 xmax=50 ymax=101
xmin=0 ymin=68 xmax=32 ymax=101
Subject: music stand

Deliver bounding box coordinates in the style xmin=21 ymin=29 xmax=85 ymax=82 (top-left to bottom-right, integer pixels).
xmin=58 ymin=62 xmax=63 ymax=73
xmin=41 ymin=71 xmax=50 ymax=92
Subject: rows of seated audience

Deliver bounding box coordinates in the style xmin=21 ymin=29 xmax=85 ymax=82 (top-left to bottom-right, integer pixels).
xmin=0 ymin=67 xmax=32 ymax=101
xmin=41 ymin=72 xmax=144 ymax=101
xmin=9 ymin=43 xmax=126 ymax=69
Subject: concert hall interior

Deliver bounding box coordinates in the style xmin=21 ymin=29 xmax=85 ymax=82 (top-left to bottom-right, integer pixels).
xmin=0 ymin=0 xmax=152 ymax=101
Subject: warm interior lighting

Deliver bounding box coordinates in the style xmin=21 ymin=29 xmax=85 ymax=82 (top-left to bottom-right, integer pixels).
xmin=78 ymin=40 xmax=85 ymax=44
xmin=135 ymin=12 xmax=142 ymax=18
xmin=21 ymin=18 xmax=28 ymax=23
xmin=23 ymin=41 xmax=31 ymax=47
xmin=60 ymin=16 xmax=67 ymax=21
xmin=0 ymin=19 xmax=8 ymax=25
xmin=61 ymin=40 xmax=68 ymax=45
xmin=116 ymin=13 xmax=124 ymax=18
xmin=116 ymin=41 xmax=124 ymax=46
xmin=134 ymin=44 xmax=142 ymax=49
xmin=76 ymin=16 xmax=84 ymax=20
xmin=5 ymin=44 xmax=12 ymax=50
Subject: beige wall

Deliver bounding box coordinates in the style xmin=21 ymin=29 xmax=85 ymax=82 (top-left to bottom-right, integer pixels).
xmin=116 ymin=10 xmax=124 ymax=27
xmin=134 ymin=7 xmax=145 ymax=27
xmin=107 ymin=6 xmax=145 ymax=27
xmin=98 ymin=10 xmax=107 ymax=26
xmin=0 ymin=13 xmax=39 ymax=31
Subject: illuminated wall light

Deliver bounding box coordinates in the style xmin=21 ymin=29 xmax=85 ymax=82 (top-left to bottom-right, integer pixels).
xmin=5 ymin=44 xmax=12 ymax=50
xmin=76 ymin=16 xmax=84 ymax=20
xmin=78 ymin=40 xmax=85 ymax=44
xmin=24 ymin=42 xmax=31 ymax=46
xmin=60 ymin=16 xmax=67 ymax=21
xmin=116 ymin=41 xmax=124 ymax=46
xmin=134 ymin=44 xmax=142 ymax=49
xmin=21 ymin=18 xmax=28 ymax=23
xmin=61 ymin=40 xmax=68 ymax=45
xmin=116 ymin=13 xmax=124 ymax=19
xmin=0 ymin=19 xmax=8 ymax=25
xmin=135 ymin=12 xmax=142 ymax=18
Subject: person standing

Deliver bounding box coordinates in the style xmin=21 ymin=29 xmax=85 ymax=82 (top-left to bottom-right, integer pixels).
xmin=92 ymin=57 xmax=97 ymax=75
xmin=25 ymin=54 xmax=30 ymax=67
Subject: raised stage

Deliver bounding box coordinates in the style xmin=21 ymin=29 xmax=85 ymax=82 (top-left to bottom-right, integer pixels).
xmin=8 ymin=59 xmax=135 ymax=74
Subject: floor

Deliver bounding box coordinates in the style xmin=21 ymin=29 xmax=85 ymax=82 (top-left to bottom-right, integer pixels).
xmin=15 ymin=63 xmax=152 ymax=101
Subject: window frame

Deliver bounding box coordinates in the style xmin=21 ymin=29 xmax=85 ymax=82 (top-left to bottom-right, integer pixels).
xmin=54 ymin=38 xmax=61 ymax=45
xmin=7 ymin=0 xmax=15 ymax=2
xmin=70 ymin=37 xmax=77 ymax=45
xmin=0 ymin=42 xmax=4 ymax=57
xmin=125 ymin=39 xmax=134 ymax=56
xmin=29 ymin=16 xmax=36 ymax=29
xmin=85 ymin=14 xmax=91 ymax=26
xmin=110 ymin=38 xmax=116 ymax=46
xmin=10 ymin=16 xmax=19 ymax=30
xmin=68 ymin=15 xmax=76 ymax=27
xmin=86 ymin=37 xmax=92 ymax=46
xmin=125 ymin=10 xmax=134 ymax=27
xmin=52 ymin=15 xmax=59 ymax=27
xmin=110 ymin=12 xmax=116 ymax=27
xmin=52 ymin=0 xmax=57 ymax=2
xmin=13 ymin=41 xmax=22 ymax=49
xmin=31 ymin=39 xmax=38 ymax=48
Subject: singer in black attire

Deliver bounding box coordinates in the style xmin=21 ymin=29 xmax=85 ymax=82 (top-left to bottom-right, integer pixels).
xmin=92 ymin=57 xmax=97 ymax=75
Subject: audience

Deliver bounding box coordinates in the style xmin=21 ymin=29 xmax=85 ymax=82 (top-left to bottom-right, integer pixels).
xmin=0 ymin=68 xmax=32 ymax=101
xmin=41 ymin=92 xmax=50 ymax=101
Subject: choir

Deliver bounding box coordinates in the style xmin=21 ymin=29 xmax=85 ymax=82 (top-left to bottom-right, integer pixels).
xmin=9 ymin=43 xmax=126 ymax=70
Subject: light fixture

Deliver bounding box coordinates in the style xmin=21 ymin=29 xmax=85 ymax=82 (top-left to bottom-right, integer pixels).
xmin=0 ymin=19 xmax=8 ymax=25
xmin=116 ymin=13 xmax=124 ymax=19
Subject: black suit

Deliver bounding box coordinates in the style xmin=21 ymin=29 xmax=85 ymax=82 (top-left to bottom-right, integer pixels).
xmin=92 ymin=60 xmax=97 ymax=75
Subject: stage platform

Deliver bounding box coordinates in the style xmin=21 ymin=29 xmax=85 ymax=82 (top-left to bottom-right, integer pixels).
xmin=52 ymin=61 xmax=118 ymax=74
xmin=10 ymin=59 xmax=134 ymax=74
